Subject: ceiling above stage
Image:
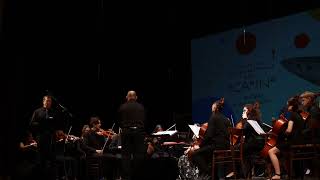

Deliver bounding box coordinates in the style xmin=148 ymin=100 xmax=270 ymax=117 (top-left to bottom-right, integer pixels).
xmin=170 ymin=1 xmax=318 ymax=39
xmin=6 ymin=0 xmax=318 ymax=45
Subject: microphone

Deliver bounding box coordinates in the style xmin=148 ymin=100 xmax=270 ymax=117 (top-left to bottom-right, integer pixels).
xmin=46 ymin=90 xmax=73 ymax=118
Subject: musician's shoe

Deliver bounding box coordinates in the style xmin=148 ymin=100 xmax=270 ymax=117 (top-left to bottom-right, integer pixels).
xmin=257 ymin=172 xmax=265 ymax=177
xmin=305 ymin=168 xmax=311 ymax=175
xmin=266 ymin=174 xmax=281 ymax=180
xmin=225 ymin=171 xmax=235 ymax=179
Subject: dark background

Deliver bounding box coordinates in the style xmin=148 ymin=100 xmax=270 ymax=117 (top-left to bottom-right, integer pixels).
xmin=0 ymin=0 xmax=317 ymax=176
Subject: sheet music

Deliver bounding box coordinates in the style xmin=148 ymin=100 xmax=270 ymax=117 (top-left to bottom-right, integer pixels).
xmin=166 ymin=124 xmax=176 ymax=131
xmin=188 ymin=125 xmax=200 ymax=138
xmin=247 ymin=120 xmax=266 ymax=135
xmin=152 ymin=130 xmax=177 ymax=136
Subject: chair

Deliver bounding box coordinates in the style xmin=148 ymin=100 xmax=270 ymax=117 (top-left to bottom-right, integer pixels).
xmin=85 ymin=156 xmax=103 ymax=180
xmin=211 ymin=127 xmax=245 ymax=180
xmin=246 ymin=134 xmax=269 ymax=179
xmin=286 ymin=123 xmax=320 ymax=180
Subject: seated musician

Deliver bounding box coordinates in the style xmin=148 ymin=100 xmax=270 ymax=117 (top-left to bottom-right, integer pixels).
xmin=15 ymin=131 xmax=40 ymax=179
xmin=299 ymin=91 xmax=320 ymax=176
xmin=153 ymin=124 xmax=164 ymax=133
xmin=82 ymin=116 xmax=108 ymax=155
xmin=186 ymin=98 xmax=231 ymax=179
xmin=18 ymin=131 xmax=39 ymax=158
xmin=241 ymin=103 xmax=265 ymax=177
xmin=81 ymin=116 xmax=117 ymax=179
xmin=267 ymin=96 xmax=305 ymax=180
xmin=146 ymin=124 xmax=168 ymax=158
xmin=53 ymin=129 xmax=81 ymax=180
xmin=300 ymin=91 xmax=320 ymax=142
xmin=81 ymin=124 xmax=90 ymax=139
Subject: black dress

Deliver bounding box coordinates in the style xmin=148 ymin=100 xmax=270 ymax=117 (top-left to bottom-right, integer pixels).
xmin=276 ymin=112 xmax=304 ymax=151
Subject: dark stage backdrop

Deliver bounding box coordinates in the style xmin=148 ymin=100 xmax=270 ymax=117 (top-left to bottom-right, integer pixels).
xmin=0 ymin=0 xmax=192 ymax=176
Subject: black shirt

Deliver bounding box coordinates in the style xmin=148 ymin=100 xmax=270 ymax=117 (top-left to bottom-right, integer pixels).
xmin=30 ymin=107 xmax=62 ymax=136
xmin=303 ymin=104 xmax=320 ymax=143
xmin=288 ymin=112 xmax=304 ymax=144
xmin=82 ymin=130 xmax=106 ymax=155
xmin=201 ymin=112 xmax=231 ymax=149
xmin=307 ymin=104 xmax=320 ymax=126
xmin=118 ymin=100 xmax=145 ymax=129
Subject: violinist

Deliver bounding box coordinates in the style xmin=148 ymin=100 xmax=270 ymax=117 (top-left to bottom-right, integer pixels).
xmin=55 ymin=129 xmax=80 ymax=143
xmin=82 ymin=116 xmax=118 ymax=180
xmin=78 ymin=124 xmax=90 ymax=153
xmin=82 ymin=116 xmax=107 ymax=155
xmin=19 ymin=131 xmax=38 ymax=152
xmin=16 ymin=131 xmax=40 ymax=179
xmin=53 ymin=130 xmax=81 ymax=180
xmin=18 ymin=131 xmax=39 ymax=163
xmin=146 ymin=124 xmax=165 ymax=158
xmin=81 ymin=124 xmax=90 ymax=139
xmin=267 ymin=96 xmax=304 ymax=180
xmin=54 ymin=129 xmax=81 ymax=156
xmin=187 ymin=98 xmax=231 ymax=178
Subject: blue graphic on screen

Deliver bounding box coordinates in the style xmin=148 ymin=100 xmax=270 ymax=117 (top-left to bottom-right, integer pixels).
xmin=192 ymin=9 xmax=320 ymax=124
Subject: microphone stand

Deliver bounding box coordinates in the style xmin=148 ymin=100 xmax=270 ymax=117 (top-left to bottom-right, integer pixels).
xmin=52 ymin=95 xmax=73 ymax=119
xmin=47 ymin=90 xmax=74 ymax=131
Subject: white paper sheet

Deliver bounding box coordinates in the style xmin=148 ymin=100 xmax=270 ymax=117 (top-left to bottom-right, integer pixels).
xmin=188 ymin=124 xmax=200 ymax=138
xmin=152 ymin=130 xmax=177 ymax=136
xmin=247 ymin=120 xmax=266 ymax=135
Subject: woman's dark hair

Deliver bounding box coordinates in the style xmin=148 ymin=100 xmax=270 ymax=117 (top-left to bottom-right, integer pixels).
xmin=287 ymin=96 xmax=300 ymax=112
xmin=89 ymin=116 xmax=100 ymax=127
xmin=244 ymin=103 xmax=260 ymax=122
xmin=213 ymin=97 xmax=225 ymax=112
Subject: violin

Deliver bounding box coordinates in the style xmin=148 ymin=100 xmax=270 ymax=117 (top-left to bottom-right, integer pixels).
xmin=96 ymin=128 xmax=117 ymax=150
xmin=55 ymin=130 xmax=80 ymax=143
xmin=27 ymin=139 xmax=37 ymax=146
xmin=97 ymin=129 xmax=117 ymax=139
xmin=19 ymin=132 xmax=38 ymax=152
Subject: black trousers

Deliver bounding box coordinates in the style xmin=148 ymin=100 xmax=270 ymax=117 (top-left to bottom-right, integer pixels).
xmin=191 ymin=145 xmax=213 ymax=176
xmin=36 ymin=134 xmax=57 ymax=179
xmin=121 ymin=128 xmax=146 ymax=180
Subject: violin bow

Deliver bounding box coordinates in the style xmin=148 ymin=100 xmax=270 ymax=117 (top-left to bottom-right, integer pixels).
xmin=65 ymin=126 xmax=72 ymax=143
xmin=102 ymin=123 xmax=116 ymax=152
